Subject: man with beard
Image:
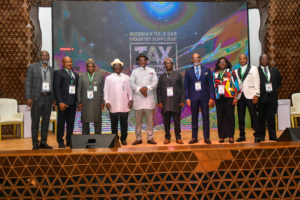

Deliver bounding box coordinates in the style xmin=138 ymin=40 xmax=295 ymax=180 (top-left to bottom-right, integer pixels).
xmin=25 ymin=50 xmax=54 ymax=150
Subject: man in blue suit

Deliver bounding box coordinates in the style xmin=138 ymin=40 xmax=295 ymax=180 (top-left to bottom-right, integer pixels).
xmin=184 ymin=53 xmax=215 ymax=144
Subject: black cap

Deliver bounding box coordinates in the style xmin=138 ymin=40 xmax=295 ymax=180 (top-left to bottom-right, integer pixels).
xmin=136 ymin=53 xmax=148 ymax=61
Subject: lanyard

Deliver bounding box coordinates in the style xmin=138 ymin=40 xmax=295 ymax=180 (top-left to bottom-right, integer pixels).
xmin=262 ymin=67 xmax=270 ymax=82
xmin=43 ymin=67 xmax=48 ymax=80
xmin=219 ymin=70 xmax=225 ymax=80
xmin=88 ymin=72 xmax=95 ymax=89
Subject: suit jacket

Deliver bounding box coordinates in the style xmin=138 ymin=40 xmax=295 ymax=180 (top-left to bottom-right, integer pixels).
xmin=77 ymin=72 xmax=104 ymax=122
xmin=235 ymin=65 xmax=260 ymax=100
xmin=53 ymin=69 xmax=79 ymax=106
xmin=25 ymin=62 xmax=54 ymax=102
xmin=157 ymin=71 xmax=185 ymax=113
xmin=184 ymin=66 xmax=214 ymax=102
xmin=258 ymin=66 xmax=281 ymax=104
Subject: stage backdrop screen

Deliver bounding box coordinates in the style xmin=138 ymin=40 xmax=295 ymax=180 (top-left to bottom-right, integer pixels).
xmin=53 ymin=1 xmax=249 ymax=133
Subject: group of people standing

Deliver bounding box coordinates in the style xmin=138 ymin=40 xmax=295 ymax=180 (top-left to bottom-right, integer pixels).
xmin=25 ymin=50 xmax=281 ymax=150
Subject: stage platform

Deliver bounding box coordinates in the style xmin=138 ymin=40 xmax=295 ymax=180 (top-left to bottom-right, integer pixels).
xmin=0 ymin=130 xmax=299 ymax=199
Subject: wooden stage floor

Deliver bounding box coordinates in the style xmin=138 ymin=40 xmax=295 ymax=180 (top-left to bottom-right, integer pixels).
xmin=0 ymin=129 xmax=282 ymax=151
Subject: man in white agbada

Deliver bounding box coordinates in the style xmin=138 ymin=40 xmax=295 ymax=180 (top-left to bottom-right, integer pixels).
xmin=130 ymin=53 xmax=158 ymax=145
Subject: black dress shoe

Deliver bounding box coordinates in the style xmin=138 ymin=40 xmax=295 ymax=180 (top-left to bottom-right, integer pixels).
xmin=66 ymin=141 xmax=71 ymax=147
xmin=204 ymin=139 xmax=212 ymax=144
xmin=188 ymin=138 xmax=198 ymax=144
xmin=132 ymin=140 xmax=142 ymax=145
xmin=269 ymin=137 xmax=278 ymax=141
xmin=236 ymin=137 xmax=246 ymax=142
xmin=219 ymin=139 xmax=225 ymax=143
xmin=39 ymin=143 xmax=53 ymax=149
xmin=58 ymin=143 xmax=66 ymax=148
xmin=229 ymin=138 xmax=234 ymax=143
xmin=254 ymin=137 xmax=260 ymax=143
xmin=32 ymin=143 xmax=39 ymax=150
xmin=121 ymin=140 xmax=127 ymax=145
xmin=147 ymin=140 xmax=157 ymax=145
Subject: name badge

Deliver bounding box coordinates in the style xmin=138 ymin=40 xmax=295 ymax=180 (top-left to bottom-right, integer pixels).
xmin=265 ymin=83 xmax=273 ymax=92
xmin=42 ymin=82 xmax=50 ymax=92
xmin=87 ymin=90 xmax=94 ymax=99
xmin=69 ymin=85 xmax=76 ymax=94
xmin=167 ymin=87 xmax=174 ymax=97
xmin=195 ymin=82 xmax=201 ymax=91
xmin=93 ymin=86 xmax=97 ymax=92
xmin=218 ymin=85 xmax=225 ymax=95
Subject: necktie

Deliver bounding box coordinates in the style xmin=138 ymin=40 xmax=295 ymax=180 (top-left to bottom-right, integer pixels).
xmin=196 ymin=67 xmax=200 ymax=80
xmin=68 ymin=70 xmax=73 ymax=80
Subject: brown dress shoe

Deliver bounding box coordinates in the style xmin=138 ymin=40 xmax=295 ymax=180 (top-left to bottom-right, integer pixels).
xmin=147 ymin=140 xmax=157 ymax=145
xmin=176 ymin=139 xmax=184 ymax=144
xmin=132 ymin=140 xmax=142 ymax=145
xmin=164 ymin=139 xmax=170 ymax=144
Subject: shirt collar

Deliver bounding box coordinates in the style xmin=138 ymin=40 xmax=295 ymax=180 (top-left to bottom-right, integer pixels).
xmin=194 ymin=65 xmax=201 ymax=69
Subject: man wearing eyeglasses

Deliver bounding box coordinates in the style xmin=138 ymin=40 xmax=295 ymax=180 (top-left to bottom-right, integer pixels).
xmin=257 ymin=54 xmax=281 ymax=141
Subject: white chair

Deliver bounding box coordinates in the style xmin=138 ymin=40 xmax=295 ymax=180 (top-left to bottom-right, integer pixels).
xmin=291 ymin=93 xmax=300 ymax=127
xmin=0 ymin=98 xmax=24 ymax=141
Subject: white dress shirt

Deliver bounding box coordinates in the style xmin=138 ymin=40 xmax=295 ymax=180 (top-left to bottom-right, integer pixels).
xmin=130 ymin=66 xmax=158 ymax=110
xmin=104 ymin=73 xmax=132 ymax=113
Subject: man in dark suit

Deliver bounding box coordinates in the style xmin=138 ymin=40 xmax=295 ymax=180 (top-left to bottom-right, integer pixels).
xmin=25 ymin=50 xmax=54 ymax=150
xmin=184 ymin=53 xmax=215 ymax=144
xmin=157 ymin=58 xmax=185 ymax=144
xmin=53 ymin=56 xmax=79 ymax=148
xmin=257 ymin=54 xmax=281 ymax=141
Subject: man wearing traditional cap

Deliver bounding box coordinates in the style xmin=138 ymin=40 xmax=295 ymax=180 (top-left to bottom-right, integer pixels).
xmin=78 ymin=58 xmax=104 ymax=135
xmin=157 ymin=58 xmax=185 ymax=144
xmin=130 ymin=53 xmax=158 ymax=145
xmin=104 ymin=58 xmax=132 ymax=145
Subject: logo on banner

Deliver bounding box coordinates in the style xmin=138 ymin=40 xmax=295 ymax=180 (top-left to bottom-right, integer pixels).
xmin=129 ymin=32 xmax=178 ymax=75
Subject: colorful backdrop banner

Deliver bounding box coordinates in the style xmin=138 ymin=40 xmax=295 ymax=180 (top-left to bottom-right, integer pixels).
xmin=53 ymin=1 xmax=249 ymax=133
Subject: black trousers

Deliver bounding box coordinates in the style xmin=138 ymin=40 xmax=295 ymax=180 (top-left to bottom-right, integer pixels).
xmin=57 ymin=104 xmax=76 ymax=144
xmin=109 ymin=112 xmax=128 ymax=141
xmin=31 ymin=95 xmax=52 ymax=145
xmin=191 ymin=99 xmax=210 ymax=140
xmin=82 ymin=121 xmax=102 ymax=135
xmin=257 ymin=102 xmax=277 ymax=139
xmin=215 ymin=97 xmax=235 ymax=139
xmin=237 ymin=93 xmax=259 ymax=138
xmin=162 ymin=111 xmax=182 ymax=140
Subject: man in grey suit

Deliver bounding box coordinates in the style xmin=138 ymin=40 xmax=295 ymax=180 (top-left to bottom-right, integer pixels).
xmin=25 ymin=50 xmax=54 ymax=150
xmin=78 ymin=58 xmax=104 ymax=134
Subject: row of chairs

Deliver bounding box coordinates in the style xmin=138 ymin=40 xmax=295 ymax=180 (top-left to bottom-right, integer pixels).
xmin=0 ymin=98 xmax=57 ymax=141
xmin=0 ymin=94 xmax=300 ymax=141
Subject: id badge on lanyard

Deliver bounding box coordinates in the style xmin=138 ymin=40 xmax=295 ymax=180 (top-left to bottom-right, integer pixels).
xmin=42 ymin=82 xmax=50 ymax=92
xmin=69 ymin=85 xmax=76 ymax=94
xmin=87 ymin=90 xmax=94 ymax=99
xmin=195 ymin=82 xmax=201 ymax=91
xmin=218 ymin=85 xmax=225 ymax=95
xmin=167 ymin=87 xmax=174 ymax=97
xmin=265 ymin=83 xmax=273 ymax=92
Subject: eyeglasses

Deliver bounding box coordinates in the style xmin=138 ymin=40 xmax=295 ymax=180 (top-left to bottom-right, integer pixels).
xmin=192 ymin=57 xmax=200 ymax=59
xmin=219 ymin=62 xmax=226 ymax=64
